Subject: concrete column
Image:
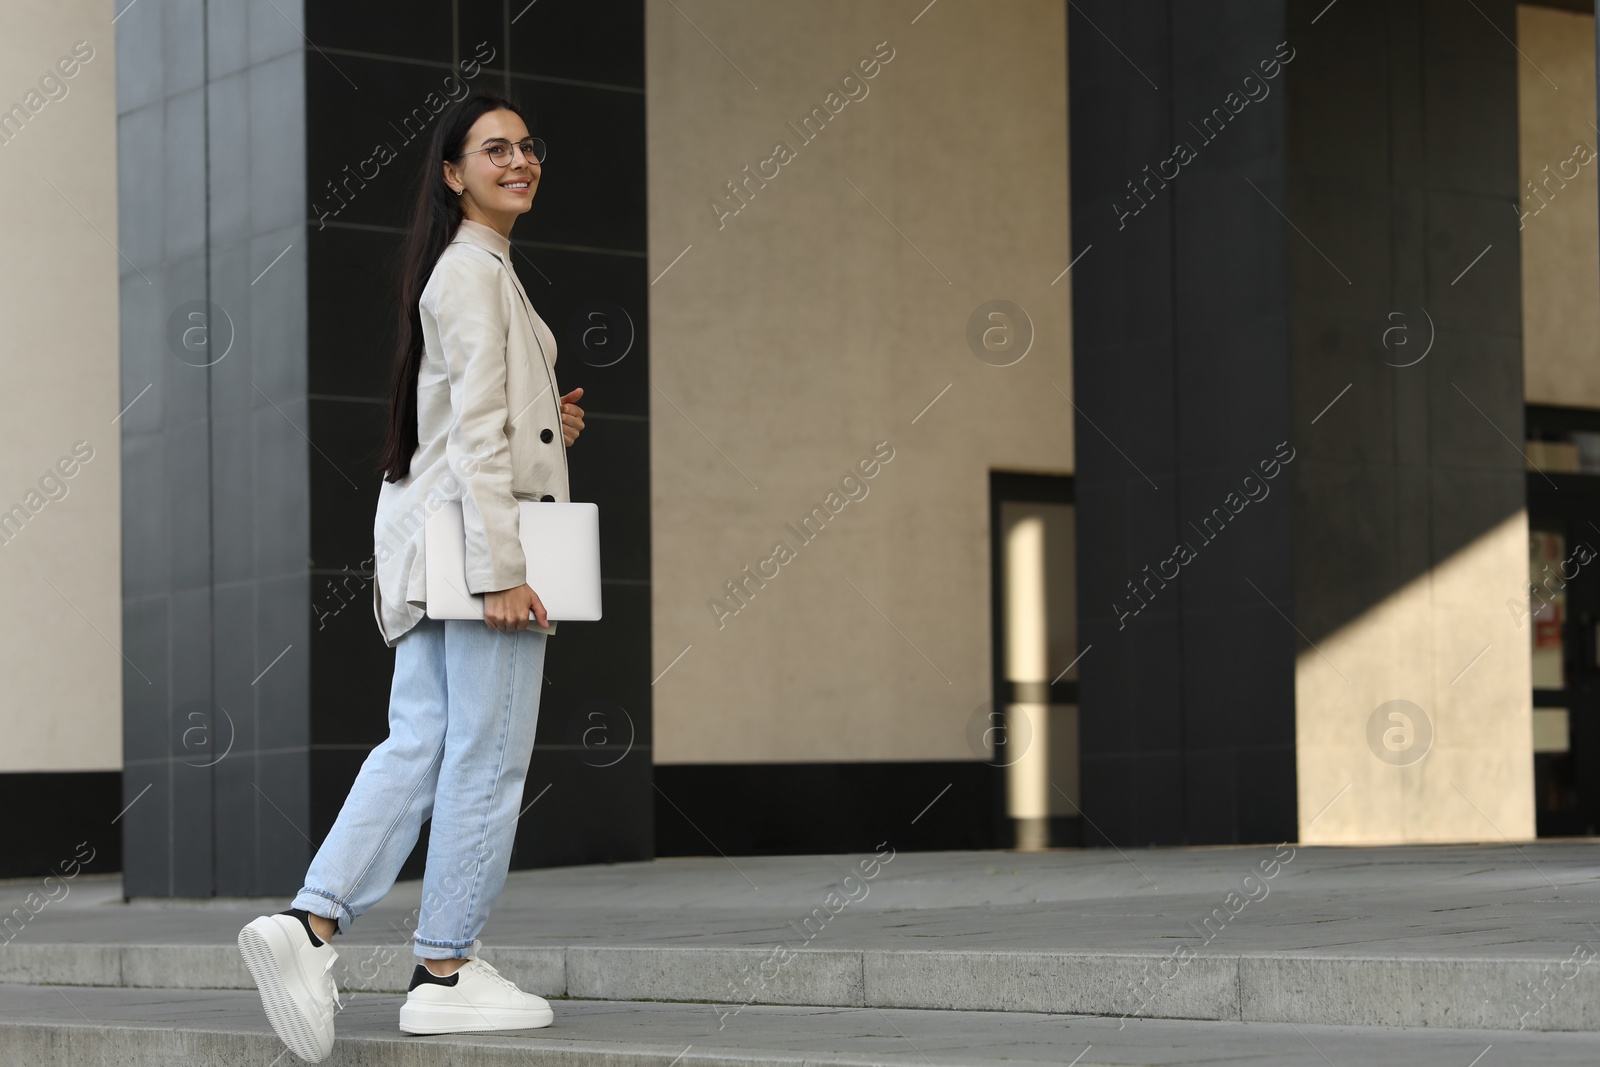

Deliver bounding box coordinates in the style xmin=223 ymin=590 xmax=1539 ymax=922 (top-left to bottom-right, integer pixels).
xmin=1070 ymin=0 xmax=1534 ymax=846
xmin=1070 ymin=1 xmax=1296 ymax=847
xmin=116 ymin=0 xmax=312 ymax=897
xmin=1285 ymin=1 xmax=1532 ymax=843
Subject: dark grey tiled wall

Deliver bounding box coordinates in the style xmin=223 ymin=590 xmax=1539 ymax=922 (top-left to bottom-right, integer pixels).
xmin=118 ymin=1 xmax=311 ymax=897
xmin=119 ymin=0 xmax=650 ymax=897
xmin=301 ymin=0 xmax=652 ymax=877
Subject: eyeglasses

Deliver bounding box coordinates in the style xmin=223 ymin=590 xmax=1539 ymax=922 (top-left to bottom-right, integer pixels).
xmin=458 ymin=137 xmax=547 ymax=167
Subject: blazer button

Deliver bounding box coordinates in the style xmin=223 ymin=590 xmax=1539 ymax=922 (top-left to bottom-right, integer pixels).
xmin=540 ymin=494 xmax=555 ymax=502
xmin=540 ymin=427 xmax=554 ymax=443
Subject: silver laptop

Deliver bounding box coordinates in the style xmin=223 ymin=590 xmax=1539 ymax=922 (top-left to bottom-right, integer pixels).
xmin=424 ymin=500 xmax=602 ymax=621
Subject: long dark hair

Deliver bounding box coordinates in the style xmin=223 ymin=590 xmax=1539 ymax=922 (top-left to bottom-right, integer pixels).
xmin=376 ymin=91 xmax=528 ymax=482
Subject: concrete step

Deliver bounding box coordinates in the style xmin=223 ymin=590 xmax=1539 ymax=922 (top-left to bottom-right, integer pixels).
xmin=5 ymin=982 xmax=1600 ymax=1066
xmin=11 ymin=845 xmax=1600 ymax=1036
xmin=4 ymin=937 xmax=1598 ymax=1032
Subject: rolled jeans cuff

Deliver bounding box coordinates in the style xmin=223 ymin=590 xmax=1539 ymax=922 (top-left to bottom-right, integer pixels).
xmin=413 ymin=935 xmax=483 ymax=961
xmin=291 ymin=886 xmax=356 ymax=936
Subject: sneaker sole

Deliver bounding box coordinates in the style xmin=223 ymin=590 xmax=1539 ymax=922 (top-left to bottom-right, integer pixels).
xmin=398 ymin=1001 xmax=554 ymax=1035
xmin=237 ymin=919 xmax=335 ymax=1063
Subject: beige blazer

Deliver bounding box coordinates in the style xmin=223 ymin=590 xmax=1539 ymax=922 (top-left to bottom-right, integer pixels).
xmin=371 ymin=217 xmax=571 ymax=647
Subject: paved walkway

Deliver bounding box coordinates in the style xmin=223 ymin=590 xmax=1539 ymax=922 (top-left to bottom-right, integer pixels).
xmin=5 ymin=843 xmax=1600 ymax=1063
xmin=12 ymin=842 xmax=1600 ymax=956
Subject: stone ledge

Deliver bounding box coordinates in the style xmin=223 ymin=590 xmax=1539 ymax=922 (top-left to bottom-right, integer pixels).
xmin=8 ymin=984 xmax=1600 ymax=1067
xmin=4 ymin=941 xmax=1597 ymax=1031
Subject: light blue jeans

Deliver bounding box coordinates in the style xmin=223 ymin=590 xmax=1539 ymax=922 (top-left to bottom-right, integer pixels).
xmin=291 ymin=616 xmax=547 ymax=959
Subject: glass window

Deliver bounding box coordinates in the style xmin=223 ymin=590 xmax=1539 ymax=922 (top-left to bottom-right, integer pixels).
xmin=1526 ymin=430 xmax=1600 ymax=474
xmin=1533 ymin=707 xmax=1570 ymax=753
xmin=1535 ymin=708 xmax=1578 ymax=816
xmin=1529 ymin=528 xmax=1567 ymax=690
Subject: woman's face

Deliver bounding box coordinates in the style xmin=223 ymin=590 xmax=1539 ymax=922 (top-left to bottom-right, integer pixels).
xmin=446 ymin=109 xmax=540 ymax=221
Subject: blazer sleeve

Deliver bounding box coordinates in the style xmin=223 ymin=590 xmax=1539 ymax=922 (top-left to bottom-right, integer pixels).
xmin=425 ymin=252 xmax=527 ymax=595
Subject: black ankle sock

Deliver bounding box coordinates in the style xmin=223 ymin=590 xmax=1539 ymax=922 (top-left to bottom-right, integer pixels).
xmin=409 ymin=963 xmax=460 ymax=991
xmin=279 ymin=907 xmax=327 ymax=948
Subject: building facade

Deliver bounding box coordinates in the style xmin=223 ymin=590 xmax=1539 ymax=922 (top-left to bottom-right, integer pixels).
xmin=0 ymin=0 xmax=1593 ymax=893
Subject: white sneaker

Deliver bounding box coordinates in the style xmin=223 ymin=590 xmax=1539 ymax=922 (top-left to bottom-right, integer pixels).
xmin=237 ymin=913 xmax=342 ymax=1063
xmin=399 ymin=954 xmax=554 ymax=1034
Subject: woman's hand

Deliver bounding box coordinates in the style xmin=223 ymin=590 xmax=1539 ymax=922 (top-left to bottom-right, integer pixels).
xmin=483 ymin=583 xmax=549 ymax=632
xmin=560 ymin=387 xmax=585 ymax=446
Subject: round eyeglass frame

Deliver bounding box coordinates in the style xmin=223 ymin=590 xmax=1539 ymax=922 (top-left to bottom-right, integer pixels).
xmin=457 ymin=137 xmax=547 ymax=168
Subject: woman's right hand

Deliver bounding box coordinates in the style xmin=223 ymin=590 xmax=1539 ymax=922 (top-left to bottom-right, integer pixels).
xmin=483 ymin=583 xmax=549 ymax=632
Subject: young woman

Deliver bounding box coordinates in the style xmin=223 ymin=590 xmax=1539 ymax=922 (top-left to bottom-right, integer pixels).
xmin=236 ymin=91 xmax=586 ymax=1063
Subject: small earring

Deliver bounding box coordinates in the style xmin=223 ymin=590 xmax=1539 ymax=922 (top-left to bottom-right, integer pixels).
xmin=453 ymin=187 xmax=463 ymax=197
